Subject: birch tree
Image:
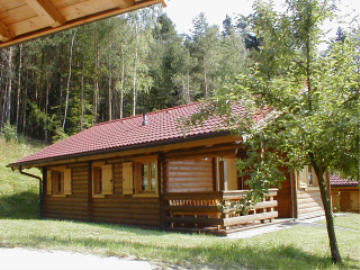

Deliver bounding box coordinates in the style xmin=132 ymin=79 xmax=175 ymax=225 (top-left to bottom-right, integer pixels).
xmin=62 ymin=30 xmax=77 ymax=130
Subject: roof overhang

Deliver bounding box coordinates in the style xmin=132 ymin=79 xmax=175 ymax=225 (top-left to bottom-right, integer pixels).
xmin=8 ymin=132 xmax=237 ymax=170
xmin=0 ymin=0 xmax=164 ymax=49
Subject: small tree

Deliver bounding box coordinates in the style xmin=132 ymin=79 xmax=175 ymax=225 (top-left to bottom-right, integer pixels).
xmin=192 ymin=0 xmax=359 ymax=264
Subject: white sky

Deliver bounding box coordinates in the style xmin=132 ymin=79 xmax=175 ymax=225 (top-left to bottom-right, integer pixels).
xmin=164 ymin=0 xmax=360 ymax=38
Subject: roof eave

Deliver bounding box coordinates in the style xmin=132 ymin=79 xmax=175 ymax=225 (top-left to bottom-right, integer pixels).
xmin=9 ymin=130 xmax=233 ymax=168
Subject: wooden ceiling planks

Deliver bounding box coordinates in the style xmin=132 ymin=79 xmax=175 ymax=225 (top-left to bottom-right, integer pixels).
xmin=0 ymin=0 xmax=164 ymax=48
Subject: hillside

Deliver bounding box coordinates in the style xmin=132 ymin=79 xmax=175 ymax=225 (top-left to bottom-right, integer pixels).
xmin=0 ymin=136 xmax=43 ymax=218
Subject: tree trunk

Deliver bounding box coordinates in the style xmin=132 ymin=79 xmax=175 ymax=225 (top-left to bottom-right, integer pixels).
xmin=311 ymin=157 xmax=342 ymax=264
xmin=22 ymin=70 xmax=28 ymax=133
xmin=93 ymin=45 xmax=100 ymax=124
xmin=108 ymin=45 xmax=112 ymax=121
xmin=44 ymin=73 xmax=50 ymax=142
xmin=80 ymin=60 xmax=85 ymax=130
xmin=132 ymin=21 xmax=138 ymax=117
xmin=0 ymin=51 xmax=5 ymax=128
xmin=16 ymin=44 xmax=22 ymax=134
xmin=58 ymin=74 xmax=63 ymax=117
xmin=120 ymin=50 xmax=125 ymax=119
xmin=6 ymin=46 xmax=13 ymax=124
xmin=63 ymin=30 xmax=76 ymax=130
xmin=203 ymin=61 xmax=208 ymax=99
xmin=186 ymin=72 xmax=191 ymax=103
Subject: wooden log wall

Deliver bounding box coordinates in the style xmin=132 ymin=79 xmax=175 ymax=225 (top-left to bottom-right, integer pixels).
xmin=43 ymin=164 xmax=89 ymax=221
xmin=92 ymin=161 xmax=160 ymax=226
xmin=331 ymin=187 xmax=360 ymax=213
xmin=296 ymin=188 xmax=324 ymax=218
xmin=42 ymin=161 xmax=160 ymax=227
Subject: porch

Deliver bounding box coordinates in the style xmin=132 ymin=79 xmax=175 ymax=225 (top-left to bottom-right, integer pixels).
xmin=162 ymin=189 xmax=279 ymax=235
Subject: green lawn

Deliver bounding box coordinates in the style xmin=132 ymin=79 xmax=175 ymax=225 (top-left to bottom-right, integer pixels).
xmin=0 ymin=136 xmax=359 ymax=269
xmin=317 ymin=214 xmax=360 ymax=232
xmin=0 ymin=218 xmax=359 ymax=269
xmin=0 ymin=136 xmax=42 ymax=219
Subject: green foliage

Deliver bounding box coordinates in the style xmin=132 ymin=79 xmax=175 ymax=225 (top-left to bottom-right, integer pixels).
xmin=52 ymin=127 xmax=69 ymax=143
xmin=2 ymin=123 xmax=17 ymax=142
xmin=191 ymin=0 xmax=358 ymax=263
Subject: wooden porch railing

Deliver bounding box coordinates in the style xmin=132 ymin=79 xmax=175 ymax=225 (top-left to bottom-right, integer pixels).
xmin=162 ymin=189 xmax=279 ymax=232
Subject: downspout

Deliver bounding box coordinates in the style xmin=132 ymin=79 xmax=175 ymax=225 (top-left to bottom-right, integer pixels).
xmin=18 ymin=165 xmax=43 ymax=218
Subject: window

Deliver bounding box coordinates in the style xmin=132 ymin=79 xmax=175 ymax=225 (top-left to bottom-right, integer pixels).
xmin=93 ymin=167 xmax=102 ymax=194
xmin=216 ymin=157 xmax=238 ymax=191
xmin=46 ymin=167 xmax=72 ymax=196
xmin=121 ymin=156 xmax=158 ymax=196
xmin=298 ymin=166 xmax=318 ymax=188
xmin=92 ymin=162 xmax=113 ymax=196
xmin=52 ymin=171 xmax=64 ymax=194
xmin=135 ymin=162 xmax=157 ymax=193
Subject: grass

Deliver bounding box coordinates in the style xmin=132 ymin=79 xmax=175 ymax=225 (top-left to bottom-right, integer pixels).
xmin=316 ymin=213 xmax=360 ymax=232
xmin=0 ymin=218 xmax=359 ymax=269
xmin=0 ymin=136 xmax=42 ymax=218
xmin=0 ymin=135 xmax=359 ymax=269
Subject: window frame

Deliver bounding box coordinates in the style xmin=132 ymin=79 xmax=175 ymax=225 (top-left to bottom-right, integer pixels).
xmin=52 ymin=170 xmax=64 ymax=195
xmin=46 ymin=166 xmax=72 ymax=197
xmin=131 ymin=156 xmax=158 ymax=197
xmin=297 ymin=166 xmax=318 ymax=189
xmin=93 ymin=166 xmax=103 ymax=195
xmin=91 ymin=161 xmax=113 ymax=198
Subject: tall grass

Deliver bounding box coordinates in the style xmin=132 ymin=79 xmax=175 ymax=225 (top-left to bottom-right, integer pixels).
xmin=0 ymin=136 xmax=43 ymax=218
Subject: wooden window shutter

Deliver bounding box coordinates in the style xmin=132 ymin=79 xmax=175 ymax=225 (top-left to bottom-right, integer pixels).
xmin=46 ymin=170 xmax=52 ymax=195
xmin=224 ymin=157 xmax=238 ymax=190
xmin=64 ymin=168 xmax=72 ymax=195
xmin=122 ymin=162 xmax=133 ymax=195
xmin=102 ymin=164 xmax=113 ymax=195
xmin=298 ymin=167 xmax=308 ymax=188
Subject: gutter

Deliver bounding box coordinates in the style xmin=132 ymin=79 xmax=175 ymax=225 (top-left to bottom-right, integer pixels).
xmin=18 ymin=165 xmax=43 ymax=218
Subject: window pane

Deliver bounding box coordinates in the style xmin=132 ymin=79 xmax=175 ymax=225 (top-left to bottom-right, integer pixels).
xmin=308 ymin=167 xmax=314 ymax=185
xmin=151 ymin=163 xmax=156 ymax=191
xmin=142 ymin=164 xmax=148 ymax=191
xmin=94 ymin=167 xmax=102 ymax=194
xmin=58 ymin=172 xmax=62 ymax=193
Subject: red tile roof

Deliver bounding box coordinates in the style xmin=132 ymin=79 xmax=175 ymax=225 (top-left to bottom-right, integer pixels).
xmin=330 ymin=174 xmax=358 ymax=187
xmin=11 ymin=102 xmax=260 ymax=166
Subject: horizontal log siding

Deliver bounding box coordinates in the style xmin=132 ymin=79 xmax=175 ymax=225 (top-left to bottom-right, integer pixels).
xmin=92 ymin=197 xmax=160 ymax=226
xmin=92 ymin=161 xmax=160 ymax=226
xmin=296 ymin=188 xmax=324 ymax=218
xmin=166 ymin=158 xmax=214 ymax=193
xmin=43 ymin=165 xmax=89 ymax=221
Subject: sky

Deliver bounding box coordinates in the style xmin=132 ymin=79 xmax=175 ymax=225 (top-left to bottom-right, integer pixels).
xmin=164 ymin=0 xmax=360 ymax=39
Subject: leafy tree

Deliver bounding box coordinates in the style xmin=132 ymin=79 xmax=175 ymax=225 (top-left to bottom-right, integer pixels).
xmin=193 ymin=0 xmax=359 ymax=264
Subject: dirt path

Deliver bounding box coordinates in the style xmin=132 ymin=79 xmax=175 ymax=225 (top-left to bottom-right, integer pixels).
xmin=0 ymin=248 xmax=153 ymax=270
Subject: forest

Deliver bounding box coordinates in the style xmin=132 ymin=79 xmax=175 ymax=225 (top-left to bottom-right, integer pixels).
xmin=0 ymin=6 xmax=249 ymax=143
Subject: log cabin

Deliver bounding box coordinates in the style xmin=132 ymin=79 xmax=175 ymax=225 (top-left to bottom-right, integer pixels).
xmin=9 ymin=102 xmax=327 ymax=235
xmin=330 ymin=174 xmax=359 ymax=213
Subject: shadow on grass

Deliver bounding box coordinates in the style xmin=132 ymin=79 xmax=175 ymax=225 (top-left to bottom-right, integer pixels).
xmin=2 ymin=225 xmax=357 ymax=270
xmin=0 ymin=191 xmax=39 ymax=219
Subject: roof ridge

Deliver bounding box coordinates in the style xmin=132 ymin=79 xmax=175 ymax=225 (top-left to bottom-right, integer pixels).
xmin=94 ymin=101 xmax=201 ymax=127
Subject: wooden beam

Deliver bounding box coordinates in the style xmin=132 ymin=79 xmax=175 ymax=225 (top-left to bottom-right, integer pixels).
xmin=112 ymin=0 xmax=134 ymax=9
xmin=26 ymin=0 xmax=65 ymax=27
xmin=0 ymin=0 xmax=162 ymax=49
xmin=0 ymin=21 xmax=14 ymax=42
